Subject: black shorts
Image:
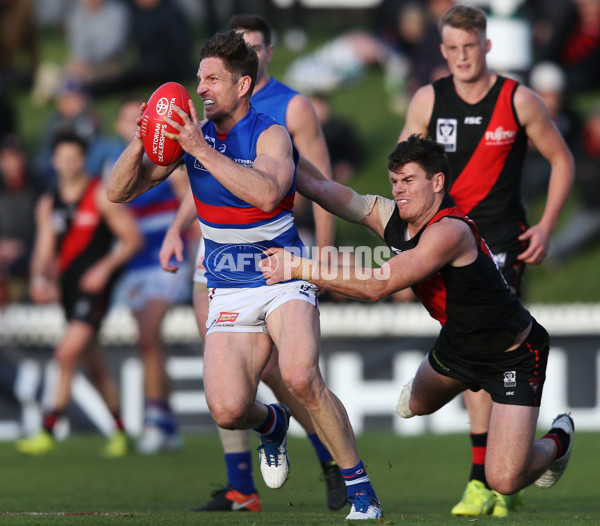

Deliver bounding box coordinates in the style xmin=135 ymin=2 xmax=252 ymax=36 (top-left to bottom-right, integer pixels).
xmin=60 ymin=270 xmax=120 ymax=329
xmin=428 ymin=318 xmax=549 ymax=407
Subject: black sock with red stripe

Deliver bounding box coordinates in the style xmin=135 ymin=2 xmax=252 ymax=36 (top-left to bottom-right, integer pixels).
xmin=42 ymin=410 xmax=63 ymax=435
xmin=542 ymin=428 xmax=570 ymax=460
xmin=111 ymin=412 xmax=125 ymax=432
xmin=469 ymin=432 xmax=489 ymax=488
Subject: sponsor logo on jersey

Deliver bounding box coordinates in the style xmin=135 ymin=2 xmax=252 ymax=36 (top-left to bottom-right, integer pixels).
xmin=436 ymin=118 xmax=457 ymax=152
xmin=485 ymin=126 xmax=517 ymax=145
xmin=464 ymin=116 xmax=482 ymax=125
xmin=503 ymin=370 xmax=517 ymax=388
xmin=234 ymin=158 xmax=253 ymax=167
xmin=217 ymin=312 xmax=239 ymax=323
xmin=74 ymin=210 xmax=100 ymax=227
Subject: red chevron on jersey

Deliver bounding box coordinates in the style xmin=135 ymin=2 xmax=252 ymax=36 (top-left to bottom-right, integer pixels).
xmin=449 ymin=79 xmax=518 ymax=215
xmin=58 ymin=179 xmax=102 ymax=272
xmin=194 ymin=193 xmax=295 ymax=226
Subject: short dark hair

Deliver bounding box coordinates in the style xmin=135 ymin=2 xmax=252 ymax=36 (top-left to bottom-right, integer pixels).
xmin=388 ymin=135 xmax=451 ymax=192
xmin=199 ymin=30 xmax=258 ymax=97
xmin=50 ymin=129 xmax=89 ymax=155
xmin=228 ymin=14 xmax=272 ymax=46
xmin=438 ymin=4 xmax=487 ymax=36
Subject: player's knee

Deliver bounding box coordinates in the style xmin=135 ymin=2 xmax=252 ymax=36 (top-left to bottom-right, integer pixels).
xmin=54 ymin=346 xmax=81 ymax=367
xmin=486 ymin=470 xmax=521 ymax=496
xmin=208 ymin=401 xmax=247 ymax=430
xmin=280 ymin=366 xmax=318 ymax=402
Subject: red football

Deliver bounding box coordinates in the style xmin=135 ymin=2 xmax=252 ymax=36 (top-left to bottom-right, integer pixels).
xmin=140 ymin=82 xmax=192 ymax=166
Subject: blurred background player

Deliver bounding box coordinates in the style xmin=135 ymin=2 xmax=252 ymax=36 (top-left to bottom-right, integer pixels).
xmin=16 ymin=131 xmax=142 ymax=457
xmin=0 ymin=134 xmax=44 ymax=304
xmin=398 ymin=4 xmax=574 ymax=518
xmin=106 ymin=97 xmax=196 ymax=454
xmin=159 ymin=14 xmax=345 ymax=513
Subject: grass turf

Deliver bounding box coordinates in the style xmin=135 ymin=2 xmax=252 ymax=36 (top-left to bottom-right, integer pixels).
xmin=0 ymin=431 xmax=597 ymax=525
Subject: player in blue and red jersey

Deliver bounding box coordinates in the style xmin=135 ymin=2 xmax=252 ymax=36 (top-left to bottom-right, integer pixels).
xmin=108 ymin=29 xmax=381 ymax=521
xmin=161 ymin=14 xmax=345 ymax=514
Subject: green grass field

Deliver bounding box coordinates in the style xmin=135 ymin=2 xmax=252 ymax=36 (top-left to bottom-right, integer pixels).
xmin=0 ymin=431 xmax=597 ymax=525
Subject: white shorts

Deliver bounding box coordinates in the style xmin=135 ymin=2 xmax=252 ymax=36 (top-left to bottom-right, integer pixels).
xmin=206 ymin=281 xmax=318 ymax=335
xmin=112 ymin=264 xmax=191 ymax=312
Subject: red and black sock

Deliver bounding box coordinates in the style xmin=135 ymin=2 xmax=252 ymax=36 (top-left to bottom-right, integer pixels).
xmin=469 ymin=432 xmax=489 ymax=488
xmin=111 ymin=412 xmax=125 ymax=432
xmin=42 ymin=410 xmax=63 ymax=435
xmin=542 ymin=428 xmax=570 ymax=460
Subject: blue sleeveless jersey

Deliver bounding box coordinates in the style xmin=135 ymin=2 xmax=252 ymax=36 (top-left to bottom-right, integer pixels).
xmin=184 ymin=106 xmax=304 ymax=288
xmin=126 ymin=180 xmax=180 ymax=270
xmin=251 ymin=77 xmax=298 ymax=127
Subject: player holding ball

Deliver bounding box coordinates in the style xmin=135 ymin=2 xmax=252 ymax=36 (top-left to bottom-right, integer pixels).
xmin=108 ymin=29 xmax=382 ymax=521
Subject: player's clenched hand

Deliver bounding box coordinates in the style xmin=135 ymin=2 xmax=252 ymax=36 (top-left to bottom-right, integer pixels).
xmin=163 ymin=100 xmax=208 ymax=157
xmin=260 ymin=247 xmax=307 ymax=285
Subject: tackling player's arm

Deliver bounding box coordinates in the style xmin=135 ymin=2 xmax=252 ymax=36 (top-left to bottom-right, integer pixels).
xmin=514 ymin=85 xmax=575 ymax=264
xmin=262 ymin=218 xmax=476 ymax=300
xmin=398 ymin=84 xmax=434 ymax=141
xmin=296 ymin=156 xmax=385 ymax=238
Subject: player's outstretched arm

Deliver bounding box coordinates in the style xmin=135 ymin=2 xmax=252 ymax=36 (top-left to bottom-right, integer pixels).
xmin=261 ymin=217 xmax=474 ymax=300
xmin=296 ymin=156 xmax=384 ymax=237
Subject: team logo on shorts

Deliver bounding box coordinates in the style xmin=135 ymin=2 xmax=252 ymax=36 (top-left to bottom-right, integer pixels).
xmin=529 ymin=377 xmax=542 ymax=393
xmin=217 ymin=312 xmax=239 ymax=323
xmin=503 ymin=371 xmax=517 ymax=388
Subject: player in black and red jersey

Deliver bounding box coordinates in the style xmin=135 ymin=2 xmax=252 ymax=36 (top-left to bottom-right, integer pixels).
xmin=16 ymin=131 xmax=142 ymax=457
xmin=398 ymin=5 xmax=574 ymax=517
xmin=260 ymin=134 xmax=575 ymax=505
